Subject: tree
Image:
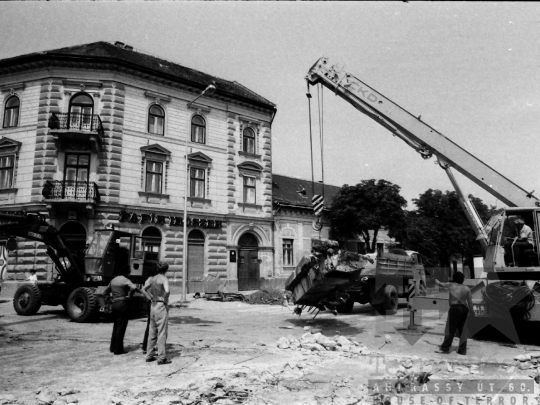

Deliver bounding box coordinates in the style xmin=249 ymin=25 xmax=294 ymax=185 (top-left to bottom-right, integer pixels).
xmin=329 ymin=179 xmax=407 ymax=252
xmin=394 ymin=189 xmax=491 ymax=268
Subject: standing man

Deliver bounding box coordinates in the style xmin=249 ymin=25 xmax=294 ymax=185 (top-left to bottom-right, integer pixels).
xmin=142 ymin=261 xmax=171 ymax=365
xmin=103 ymin=265 xmax=140 ymax=355
xmin=435 ymin=271 xmax=474 ymax=355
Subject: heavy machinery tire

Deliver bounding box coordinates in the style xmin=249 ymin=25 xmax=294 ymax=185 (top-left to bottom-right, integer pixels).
xmin=383 ymin=285 xmax=399 ymax=315
xmin=13 ymin=284 xmax=42 ymax=316
xmin=336 ymin=298 xmax=355 ymax=313
xmin=66 ymin=287 xmax=98 ymax=323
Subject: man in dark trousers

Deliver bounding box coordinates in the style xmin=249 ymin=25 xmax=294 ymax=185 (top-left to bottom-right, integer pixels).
xmin=142 ymin=261 xmax=171 ymax=365
xmin=103 ymin=265 xmax=140 ymax=355
xmin=435 ymin=271 xmax=474 ymax=355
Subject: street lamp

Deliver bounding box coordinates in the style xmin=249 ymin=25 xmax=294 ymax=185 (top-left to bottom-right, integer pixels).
xmin=182 ymin=83 xmax=216 ymax=302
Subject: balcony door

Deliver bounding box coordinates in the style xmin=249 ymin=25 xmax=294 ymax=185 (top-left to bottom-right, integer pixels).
xmin=64 ymin=154 xmax=90 ymax=199
xmin=69 ymin=93 xmax=94 ymax=131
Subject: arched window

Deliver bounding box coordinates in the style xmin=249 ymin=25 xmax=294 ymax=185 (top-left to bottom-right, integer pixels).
xmin=59 ymin=222 xmax=87 ymax=254
xmin=191 ymin=115 xmax=206 ymax=144
xmin=3 ymin=96 xmax=20 ymax=128
xmin=188 ymin=229 xmax=205 ymax=285
xmin=142 ymin=227 xmax=162 ymax=274
xmin=69 ymin=93 xmax=94 ymax=130
xmin=243 ymin=127 xmax=255 ymax=154
xmin=148 ymin=105 xmax=165 ymax=135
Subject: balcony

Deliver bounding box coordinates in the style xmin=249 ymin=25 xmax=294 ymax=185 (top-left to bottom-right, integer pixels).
xmin=42 ymin=180 xmax=100 ymax=218
xmin=48 ymin=113 xmax=104 ymax=152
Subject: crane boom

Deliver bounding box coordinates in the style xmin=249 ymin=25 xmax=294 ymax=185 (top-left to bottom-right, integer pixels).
xmin=306 ymin=57 xmax=539 ymax=208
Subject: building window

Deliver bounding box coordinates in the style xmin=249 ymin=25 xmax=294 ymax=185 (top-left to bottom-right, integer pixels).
xmin=283 ymin=239 xmax=294 ymax=266
xmin=69 ymin=93 xmax=94 ymax=131
xmin=243 ymin=127 xmax=255 ymax=154
xmin=191 ymin=115 xmax=206 ymax=144
xmin=3 ymin=96 xmax=20 ymax=128
xmin=0 ymin=155 xmax=14 ymax=189
xmin=243 ymin=176 xmax=256 ymax=204
xmin=65 ymin=154 xmax=90 ymax=183
xmin=190 ymin=167 xmax=205 ymax=198
xmin=148 ymin=105 xmax=165 ymax=135
xmin=146 ymin=161 xmax=163 ymax=193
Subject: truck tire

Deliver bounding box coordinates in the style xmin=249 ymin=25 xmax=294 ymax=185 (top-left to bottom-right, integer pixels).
xmin=383 ymin=285 xmax=399 ymax=315
xmin=13 ymin=284 xmax=42 ymax=316
xmin=66 ymin=287 xmax=98 ymax=323
xmin=336 ymin=298 xmax=355 ymax=313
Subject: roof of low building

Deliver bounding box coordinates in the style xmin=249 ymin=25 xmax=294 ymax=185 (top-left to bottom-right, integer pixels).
xmin=0 ymin=41 xmax=275 ymax=110
xmin=272 ymin=174 xmax=342 ymax=209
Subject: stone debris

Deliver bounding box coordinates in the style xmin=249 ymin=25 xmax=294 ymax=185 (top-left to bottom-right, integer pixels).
xmin=515 ymin=354 xmax=531 ymax=362
xmin=276 ymin=333 xmax=370 ymax=356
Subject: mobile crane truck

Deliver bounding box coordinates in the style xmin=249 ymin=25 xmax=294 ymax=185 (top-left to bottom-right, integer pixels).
xmin=305 ymin=58 xmax=540 ymax=332
xmin=0 ymin=211 xmax=148 ymax=322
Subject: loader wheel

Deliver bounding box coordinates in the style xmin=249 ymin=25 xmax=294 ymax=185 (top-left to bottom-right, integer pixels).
xmin=383 ymin=285 xmax=399 ymax=315
xmin=336 ymin=298 xmax=355 ymax=314
xmin=13 ymin=284 xmax=42 ymax=316
xmin=66 ymin=287 xmax=98 ymax=323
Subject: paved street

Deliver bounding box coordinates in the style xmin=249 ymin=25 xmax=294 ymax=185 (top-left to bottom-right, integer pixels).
xmin=1 ymin=295 xmax=539 ymax=404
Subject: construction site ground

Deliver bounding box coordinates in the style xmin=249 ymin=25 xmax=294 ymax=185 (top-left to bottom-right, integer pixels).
xmin=1 ymin=294 xmax=539 ymax=405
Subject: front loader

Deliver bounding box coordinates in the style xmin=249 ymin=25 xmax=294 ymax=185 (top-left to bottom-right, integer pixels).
xmin=0 ymin=211 xmax=148 ymax=322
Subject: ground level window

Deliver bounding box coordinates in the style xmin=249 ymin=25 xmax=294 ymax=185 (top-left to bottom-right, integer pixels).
xmin=283 ymin=239 xmax=293 ymax=266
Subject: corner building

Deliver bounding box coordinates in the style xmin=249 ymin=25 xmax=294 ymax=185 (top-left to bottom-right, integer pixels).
xmin=0 ymin=41 xmax=276 ymax=292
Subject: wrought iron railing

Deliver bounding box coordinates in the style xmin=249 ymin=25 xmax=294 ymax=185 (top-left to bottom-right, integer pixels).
xmin=48 ymin=112 xmax=104 ymax=137
xmin=42 ymin=180 xmax=101 ymax=202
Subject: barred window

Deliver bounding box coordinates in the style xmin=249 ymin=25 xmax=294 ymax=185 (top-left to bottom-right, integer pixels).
xmin=283 ymin=239 xmax=293 ymax=266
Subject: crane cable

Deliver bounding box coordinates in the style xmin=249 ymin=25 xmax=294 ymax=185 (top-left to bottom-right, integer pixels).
xmin=317 ymin=84 xmax=325 ymax=200
xmin=306 ymin=81 xmax=315 ymax=196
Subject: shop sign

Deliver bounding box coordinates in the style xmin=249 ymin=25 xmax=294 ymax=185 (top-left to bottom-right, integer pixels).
xmin=118 ymin=210 xmax=223 ymax=229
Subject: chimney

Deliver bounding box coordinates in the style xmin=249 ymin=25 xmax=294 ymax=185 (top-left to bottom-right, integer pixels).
xmin=114 ymin=41 xmax=125 ymax=48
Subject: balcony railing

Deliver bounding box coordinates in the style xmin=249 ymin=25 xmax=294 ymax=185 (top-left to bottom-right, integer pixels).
xmin=42 ymin=180 xmax=101 ymax=203
xmin=48 ymin=112 xmax=104 ymax=138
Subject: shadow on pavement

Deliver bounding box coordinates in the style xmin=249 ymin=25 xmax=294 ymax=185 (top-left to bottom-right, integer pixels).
xmin=169 ymin=316 xmax=221 ymax=325
xmin=285 ymin=317 xmax=366 ymax=337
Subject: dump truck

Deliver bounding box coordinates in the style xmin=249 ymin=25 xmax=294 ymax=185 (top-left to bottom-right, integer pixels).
xmin=305 ymin=58 xmax=540 ymax=331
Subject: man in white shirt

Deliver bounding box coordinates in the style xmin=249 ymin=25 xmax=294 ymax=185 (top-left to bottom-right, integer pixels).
xmin=506 ymin=216 xmax=535 ymax=267
xmin=25 ymin=270 xmax=38 ymax=284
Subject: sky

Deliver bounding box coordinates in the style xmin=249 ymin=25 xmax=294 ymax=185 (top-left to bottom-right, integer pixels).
xmin=1 ymin=2 xmax=539 ymax=210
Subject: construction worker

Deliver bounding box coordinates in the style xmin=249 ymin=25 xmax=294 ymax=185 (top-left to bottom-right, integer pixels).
xmin=504 ymin=216 xmax=534 ymax=267
xmin=435 ymin=271 xmax=474 ymax=355
xmin=103 ymin=265 xmax=140 ymax=355
xmin=142 ymin=261 xmax=171 ymax=365
xmin=141 ymin=267 xmax=157 ymax=354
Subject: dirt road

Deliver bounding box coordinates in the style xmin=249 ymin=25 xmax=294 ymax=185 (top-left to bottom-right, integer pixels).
xmin=0 ymin=295 xmax=538 ymax=405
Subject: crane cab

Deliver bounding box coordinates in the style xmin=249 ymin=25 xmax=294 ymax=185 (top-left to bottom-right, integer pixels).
xmin=83 ymin=229 xmax=146 ymax=283
xmin=484 ymin=208 xmax=540 ymax=273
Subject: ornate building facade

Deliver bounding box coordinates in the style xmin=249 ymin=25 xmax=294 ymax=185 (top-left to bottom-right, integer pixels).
xmin=0 ymin=41 xmax=276 ymax=291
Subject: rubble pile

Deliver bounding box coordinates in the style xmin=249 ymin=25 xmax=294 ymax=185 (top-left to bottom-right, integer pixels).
xmin=513 ymin=352 xmax=540 ymax=376
xmin=276 ymin=330 xmax=372 ymax=356
xmin=35 ymin=388 xmax=80 ymax=405
xmin=247 ymin=289 xmax=291 ymax=306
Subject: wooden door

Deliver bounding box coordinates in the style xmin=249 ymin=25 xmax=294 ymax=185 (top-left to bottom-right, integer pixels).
xmin=238 ymin=249 xmax=260 ymax=291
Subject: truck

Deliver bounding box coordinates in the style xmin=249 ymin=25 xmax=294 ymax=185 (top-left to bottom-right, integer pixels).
xmin=285 ymin=238 xmax=426 ymax=316
xmin=0 ymin=211 xmax=149 ymax=322
xmin=305 ymin=58 xmax=540 ymax=328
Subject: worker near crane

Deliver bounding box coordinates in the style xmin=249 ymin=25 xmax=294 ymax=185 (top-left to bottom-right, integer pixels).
xmin=25 ymin=269 xmax=38 ymax=284
xmin=103 ymin=264 xmax=140 ymax=355
xmin=141 ymin=267 xmax=157 ymax=355
xmin=142 ymin=260 xmax=171 ymax=365
xmin=504 ymin=216 xmax=534 ymax=267
xmin=435 ymin=271 xmax=474 ymax=355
